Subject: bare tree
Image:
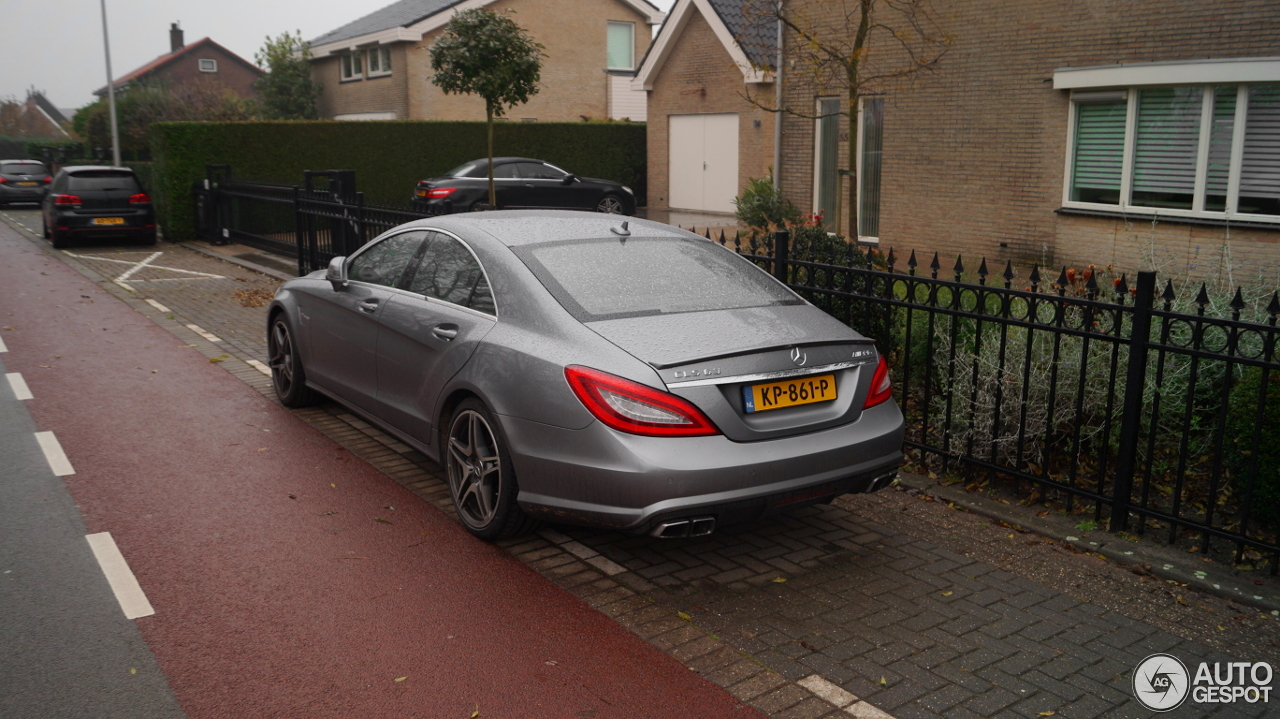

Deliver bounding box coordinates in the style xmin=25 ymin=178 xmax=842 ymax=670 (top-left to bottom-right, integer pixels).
xmin=742 ymin=0 xmax=950 ymax=237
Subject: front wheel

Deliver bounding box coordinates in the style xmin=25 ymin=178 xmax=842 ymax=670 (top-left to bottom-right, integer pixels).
xmin=595 ymin=194 xmax=625 ymax=214
xmin=268 ymin=316 xmax=319 ymax=408
xmin=445 ymin=399 xmax=537 ymax=540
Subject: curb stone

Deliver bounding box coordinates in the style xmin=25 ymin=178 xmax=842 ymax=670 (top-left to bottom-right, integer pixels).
xmin=895 ymin=472 xmax=1280 ymax=614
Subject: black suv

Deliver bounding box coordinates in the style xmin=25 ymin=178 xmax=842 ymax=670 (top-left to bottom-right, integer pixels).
xmin=42 ymin=166 xmax=156 ymax=248
xmin=0 ymin=160 xmax=51 ymax=206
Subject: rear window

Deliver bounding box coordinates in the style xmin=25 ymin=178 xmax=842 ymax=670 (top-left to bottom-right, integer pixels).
xmin=66 ymin=171 xmax=140 ymax=192
xmin=515 ymin=237 xmax=802 ymax=321
xmin=444 ymin=162 xmax=481 ymax=178
xmin=1 ymin=162 xmax=47 ymax=175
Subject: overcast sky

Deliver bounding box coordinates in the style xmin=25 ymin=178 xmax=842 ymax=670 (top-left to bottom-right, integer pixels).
xmin=4 ymin=0 xmax=677 ymax=112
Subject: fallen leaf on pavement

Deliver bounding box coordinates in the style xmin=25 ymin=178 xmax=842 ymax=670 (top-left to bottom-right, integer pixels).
xmin=375 ymin=518 xmax=392 ymax=524
xmin=130 ymin=667 xmax=137 ymax=675
xmin=942 ymin=591 xmax=953 ymax=596
xmin=472 ymin=704 xmax=481 ymax=718
xmin=1176 ymin=595 xmax=1189 ymax=606
xmin=394 ymin=676 xmax=407 ymax=682
xmin=771 ymin=577 xmax=787 ymax=583
xmin=880 ymin=677 xmax=887 ymax=686
xmin=234 ymin=288 xmax=274 ymax=307
xmin=1038 ymin=712 xmax=1056 ymax=716
xmin=677 ymin=612 xmax=693 ymax=621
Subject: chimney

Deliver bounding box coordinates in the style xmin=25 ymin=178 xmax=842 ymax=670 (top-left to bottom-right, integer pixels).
xmin=170 ymin=22 xmax=184 ymax=53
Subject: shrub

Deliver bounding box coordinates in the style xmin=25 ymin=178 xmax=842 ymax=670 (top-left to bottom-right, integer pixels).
xmin=1225 ymin=367 xmax=1280 ymax=527
xmin=733 ymin=173 xmax=800 ymax=231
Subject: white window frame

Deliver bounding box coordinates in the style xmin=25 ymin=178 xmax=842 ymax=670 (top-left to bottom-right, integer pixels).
xmin=1060 ymin=71 xmax=1280 ymax=224
xmin=198 ymin=59 xmax=217 ymax=73
xmin=812 ymin=97 xmax=843 ymax=228
xmin=366 ymin=46 xmax=392 ymax=77
xmin=340 ymin=51 xmax=363 ymax=82
xmin=606 ymin=21 xmax=635 ymax=71
xmin=856 ymin=96 xmax=884 ymax=244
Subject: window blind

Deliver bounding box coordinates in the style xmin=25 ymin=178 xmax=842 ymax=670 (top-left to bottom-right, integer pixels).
xmin=859 ymin=98 xmax=884 ymax=239
xmin=1071 ymin=99 xmax=1126 ymax=204
xmin=607 ymin=22 xmax=633 ymax=69
xmin=1131 ymin=87 xmax=1202 ymax=208
xmin=1240 ymin=85 xmax=1280 ymax=211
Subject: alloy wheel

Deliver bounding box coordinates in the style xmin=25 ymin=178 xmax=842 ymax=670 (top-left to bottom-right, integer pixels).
xmin=597 ymin=195 xmax=624 ymax=214
xmin=268 ymin=321 xmax=296 ymax=397
xmin=447 ymin=409 xmax=503 ymax=529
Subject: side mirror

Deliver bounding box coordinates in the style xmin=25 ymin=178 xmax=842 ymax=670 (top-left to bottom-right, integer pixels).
xmin=326 ymin=256 xmax=348 ymax=291
xmin=561 ymin=174 xmax=576 ymax=185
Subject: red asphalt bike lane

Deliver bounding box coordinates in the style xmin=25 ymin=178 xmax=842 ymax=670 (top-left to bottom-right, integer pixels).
xmin=0 ymin=224 xmax=761 ymax=718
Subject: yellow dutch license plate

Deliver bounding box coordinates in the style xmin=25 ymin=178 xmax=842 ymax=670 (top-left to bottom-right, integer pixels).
xmin=17 ymin=181 xmax=37 ymax=186
xmin=93 ymin=217 xmax=125 ymax=225
xmin=743 ymin=373 xmax=837 ymax=413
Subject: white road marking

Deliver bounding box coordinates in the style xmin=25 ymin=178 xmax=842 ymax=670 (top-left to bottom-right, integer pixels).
xmin=845 ymin=701 xmax=895 ymax=719
xmin=34 ymin=431 xmax=74 ymax=476
xmin=185 ymin=324 xmax=223 ymax=343
xmin=245 ymin=359 xmax=272 ymax=376
xmin=115 ymin=251 xmax=163 ymax=283
xmin=86 ymin=532 xmax=155 ymax=619
xmin=0 ymin=334 xmax=7 ymax=352
xmin=61 ymin=251 xmax=224 ymax=288
xmin=6 ymin=372 xmax=33 ymax=400
xmin=144 ymin=299 xmax=171 ymax=313
xmin=799 ymin=675 xmax=858 ymax=708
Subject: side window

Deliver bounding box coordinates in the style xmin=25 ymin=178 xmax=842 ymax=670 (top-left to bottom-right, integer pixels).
xmin=347 ymin=231 xmax=427 ymax=287
xmin=517 ymin=162 xmax=564 ymax=179
xmin=491 ymin=162 xmax=519 ymax=179
xmin=406 ymin=233 xmax=495 ymax=314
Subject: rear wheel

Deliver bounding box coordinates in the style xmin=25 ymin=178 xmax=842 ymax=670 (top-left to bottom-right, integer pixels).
xmin=445 ymin=399 xmax=537 ymax=540
xmin=41 ymin=216 xmax=49 ymax=239
xmin=596 ymin=194 xmax=625 ymax=214
xmin=50 ymin=228 xmax=68 ymax=249
xmin=268 ymin=316 xmax=319 ymax=408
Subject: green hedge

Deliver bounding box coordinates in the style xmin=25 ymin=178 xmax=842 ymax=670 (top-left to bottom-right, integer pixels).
xmin=150 ymin=120 xmax=646 ymax=240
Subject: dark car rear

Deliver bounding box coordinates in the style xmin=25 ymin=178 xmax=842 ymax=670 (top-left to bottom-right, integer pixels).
xmin=41 ymin=166 xmax=156 ymax=248
xmin=412 ymin=157 xmax=635 ymax=215
xmin=0 ymin=160 xmax=52 ymax=206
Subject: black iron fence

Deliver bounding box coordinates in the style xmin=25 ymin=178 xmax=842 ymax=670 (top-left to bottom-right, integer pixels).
xmin=715 ymin=229 xmax=1280 ymax=573
xmin=193 ymin=165 xmax=440 ymax=275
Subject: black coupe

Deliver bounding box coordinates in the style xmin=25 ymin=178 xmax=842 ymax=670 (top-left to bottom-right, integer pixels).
xmin=412 ymin=158 xmax=635 ymax=215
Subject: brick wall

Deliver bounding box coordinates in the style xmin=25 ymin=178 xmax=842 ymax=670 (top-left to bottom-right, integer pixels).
xmin=777 ymin=0 xmax=1280 ymax=281
xmin=151 ymin=43 xmax=261 ymax=100
xmin=314 ymin=44 xmax=411 ymax=119
xmin=645 ymin=6 xmax=776 ymax=211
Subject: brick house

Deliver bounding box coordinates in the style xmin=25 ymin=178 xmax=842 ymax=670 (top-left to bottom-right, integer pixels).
xmin=644 ymin=0 xmax=1280 ymax=280
xmin=309 ymin=0 xmax=665 ymax=123
xmin=633 ymin=0 xmax=778 ymax=214
xmin=95 ymin=24 xmax=261 ymax=101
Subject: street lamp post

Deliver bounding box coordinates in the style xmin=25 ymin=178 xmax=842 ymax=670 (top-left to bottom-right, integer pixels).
xmin=99 ymin=0 xmax=121 ymax=167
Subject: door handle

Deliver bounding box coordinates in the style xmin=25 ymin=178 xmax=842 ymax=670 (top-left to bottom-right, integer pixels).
xmin=432 ymin=324 xmax=459 ymax=341
xmin=359 ymin=299 xmax=379 ymax=313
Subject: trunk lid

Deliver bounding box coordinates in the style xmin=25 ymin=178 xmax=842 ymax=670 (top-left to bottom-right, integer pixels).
xmin=587 ymin=305 xmax=882 ymax=441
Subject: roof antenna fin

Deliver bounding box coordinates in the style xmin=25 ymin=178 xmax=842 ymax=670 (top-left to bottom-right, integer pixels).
xmin=610 ymin=220 xmax=631 ymax=239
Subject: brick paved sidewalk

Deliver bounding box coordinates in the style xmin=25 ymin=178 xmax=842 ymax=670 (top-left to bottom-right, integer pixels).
xmin=5 ymin=208 xmax=1278 ymax=719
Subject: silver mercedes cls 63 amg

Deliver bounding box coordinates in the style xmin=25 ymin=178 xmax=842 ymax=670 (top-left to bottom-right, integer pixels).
xmin=267 ymin=211 xmax=904 ymax=540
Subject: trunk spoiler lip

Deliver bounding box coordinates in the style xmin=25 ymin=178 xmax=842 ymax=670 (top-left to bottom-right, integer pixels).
xmin=664 ymin=359 xmax=869 ymax=389
xmin=646 ymin=338 xmax=876 ymax=371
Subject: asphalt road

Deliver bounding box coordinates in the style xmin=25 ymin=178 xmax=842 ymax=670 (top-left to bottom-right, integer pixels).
xmin=0 ymin=214 xmax=759 ymax=717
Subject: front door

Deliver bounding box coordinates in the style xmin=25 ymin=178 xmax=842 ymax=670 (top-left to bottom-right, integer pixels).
xmin=376 ymin=231 xmax=497 ymax=443
xmin=305 ymin=230 xmax=427 ymax=412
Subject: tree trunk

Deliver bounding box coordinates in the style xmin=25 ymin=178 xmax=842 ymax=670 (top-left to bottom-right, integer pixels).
xmin=486 ymin=102 xmax=496 ymax=207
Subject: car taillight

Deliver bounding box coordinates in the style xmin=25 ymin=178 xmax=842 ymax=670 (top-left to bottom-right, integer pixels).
xmin=129 ymin=193 xmax=151 ymax=204
xmin=0 ymin=177 xmax=7 ymax=184
xmin=565 ymin=365 xmax=720 ymax=437
xmin=863 ymin=355 xmax=893 ymax=409
xmin=425 ymin=187 xmax=457 ymax=199
xmin=54 ymin=194 xmax=82 ymax=206
xmin=43 ymin=176 xmax=52 ymax=184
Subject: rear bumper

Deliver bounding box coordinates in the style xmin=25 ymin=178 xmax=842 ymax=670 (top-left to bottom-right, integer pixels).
xmin=502 ymin=400 xmax=905 ymax=533
xmin=0 ymin=185 xmax=47 ymax=203
xmin=52 ymin=209 xmax=155 ymax=237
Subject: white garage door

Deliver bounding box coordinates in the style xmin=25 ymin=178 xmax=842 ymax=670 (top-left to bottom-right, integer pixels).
xmin=669 ymin=113 xmax=739 ymax=213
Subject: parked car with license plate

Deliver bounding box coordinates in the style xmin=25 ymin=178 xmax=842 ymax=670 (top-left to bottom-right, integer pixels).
xmin=267 ymin=211 xmax=903 ymax=540
xmin=41 ymin=166 xmax=156 ymax=248
xmin=0 ymin=160 xmax=52 ymax=206
xmin=412 ymin=157 xmax=635 ymax=215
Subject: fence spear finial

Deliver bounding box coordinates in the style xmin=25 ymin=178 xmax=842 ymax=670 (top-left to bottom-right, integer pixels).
xmin=1029 ymin=264 xmax=1041 ymax=288
xmin=718 ymin=229 xmax=726 ymax=245
xmin=1115 ymin=274 xmax=1128 ymax=298
xmin=929 ymin=252 xmax=941 ymax=279
xmin=1162 ymin=279 xmax=1177 ymax=305
xmin=953 ymin=255 xmax=964 ymax=280
xmin=907 ymin=249 xmax=918 ymax=274
xmin=1268 ymin=291 xmax=1280 ymax=322
xmin=886 ymin=247 xmax=896 ymax=271
xmin=1002 ymin=260 xmax=1014 ymax=287
xmin=1195 ymin=283 xmax=1211 ymax=309
xmin=1230 ymin=287 xmax=1246 ymax=313
xmin=1055 ymin=266 xmax=1069 ymax=290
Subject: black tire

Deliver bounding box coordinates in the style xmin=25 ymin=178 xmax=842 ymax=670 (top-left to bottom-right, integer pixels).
xmin=41 ymin=216 xmax=49 ymax=239
xmin=50 ymin=229 xmax=68 ymax=249
xmin=444 ymin=398 xmax=538 ymax=540
xmin=142 ymin=230 xmax=158 ymax=246
xmin=595 ymin=194 xmax=625 ymax=214
xmin=268 ymin=315 xmax=320 ymax=408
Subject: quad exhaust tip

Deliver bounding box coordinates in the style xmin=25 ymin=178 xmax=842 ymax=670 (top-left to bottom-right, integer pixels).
xmin=865 ymin=471 xmax=899 ymax=493
xmin=651 ymin=516 xmax=716 ymax=539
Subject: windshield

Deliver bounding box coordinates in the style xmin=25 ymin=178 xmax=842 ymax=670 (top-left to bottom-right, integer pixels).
xmin=1 ymin=162 xmax=47 ymax=175
xmin=67 ymin=171 xmax=141 ymax=192
xmin=516 ymin=237 xmax=802 ymax=321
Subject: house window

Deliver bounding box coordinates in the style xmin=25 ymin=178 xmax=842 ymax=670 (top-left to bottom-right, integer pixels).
xmin=367 ymin=46 xmax=392 ymax=76
xmin=607 ymin=21 xmax=634 ymax=70
xmin=813 ymin=98 xmax=841 ymax=226
xmin=340 ymin=51 xmax=363 ymax=81
xmin=198 ymin=59 xmax=217 ymax=73
xmin=1065 ymin=83 xmax=1280 ymax=221
xmin=858 ymin=97 xmax=884 ymax=242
